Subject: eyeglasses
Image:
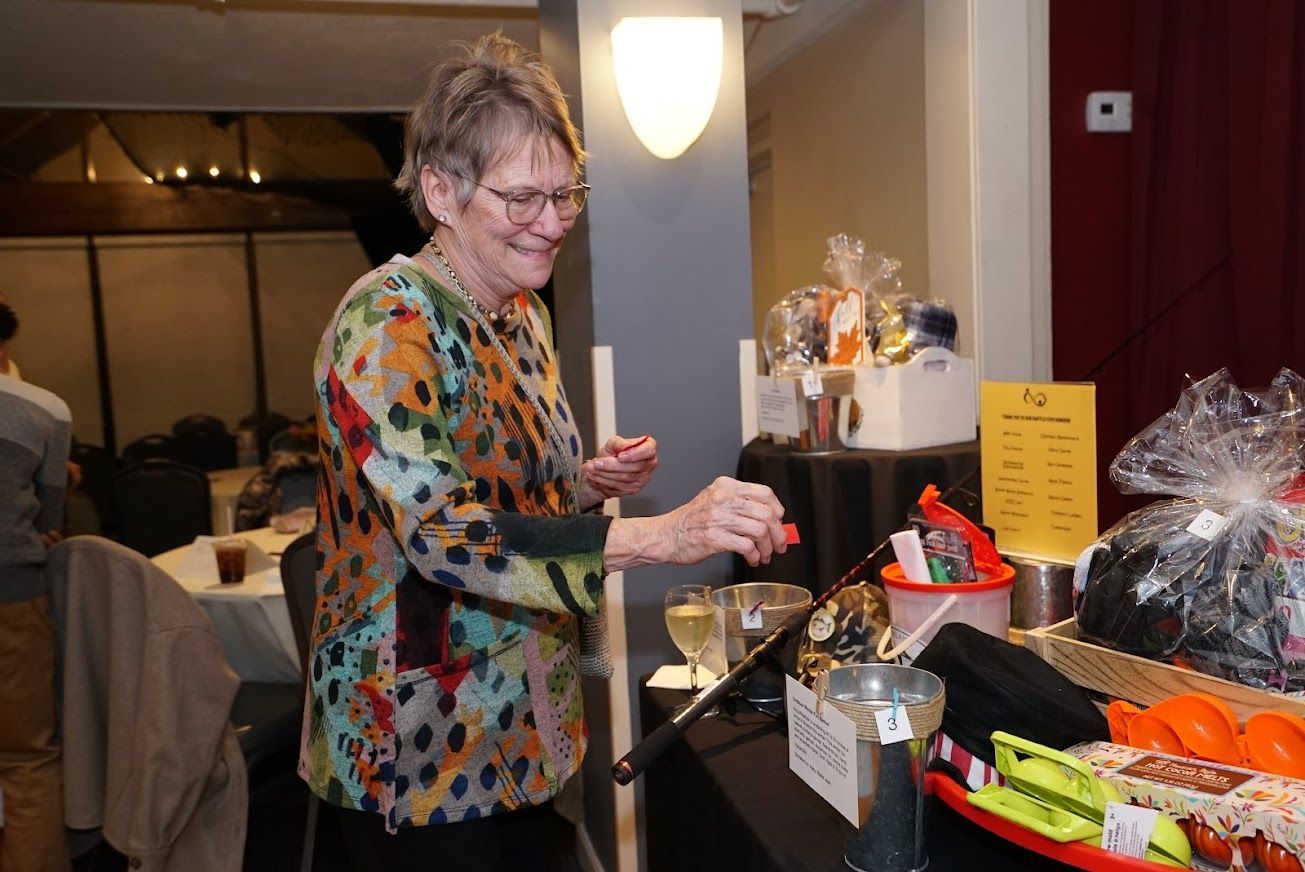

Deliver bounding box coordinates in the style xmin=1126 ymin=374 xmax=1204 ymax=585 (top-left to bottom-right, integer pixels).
xmin=446 ymin=168 xmax=590 ymax=226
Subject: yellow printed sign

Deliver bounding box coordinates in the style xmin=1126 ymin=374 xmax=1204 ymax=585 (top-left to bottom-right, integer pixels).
xmin=980 ymin=382 xmax=1097 ymax=563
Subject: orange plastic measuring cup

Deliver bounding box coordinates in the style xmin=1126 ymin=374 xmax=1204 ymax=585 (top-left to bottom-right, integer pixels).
xmin=1147 ymin=693 xmax=1245 ymax=766
xmin=1245 ymin=711 xmax=1305 ymax=779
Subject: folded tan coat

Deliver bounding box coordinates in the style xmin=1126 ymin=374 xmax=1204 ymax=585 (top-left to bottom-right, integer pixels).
xmin=46 ymin=537 xmax=247 ymax=871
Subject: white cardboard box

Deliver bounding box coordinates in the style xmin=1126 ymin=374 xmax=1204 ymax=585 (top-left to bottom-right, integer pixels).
xmin=846 ymin=347 xmax=977 ymax=450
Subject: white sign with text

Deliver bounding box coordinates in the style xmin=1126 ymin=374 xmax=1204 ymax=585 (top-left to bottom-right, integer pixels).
xmin=756 ymin=376 xmax=802 ymax=439
xmin=785 ymin=675 xmax=859 ymax=826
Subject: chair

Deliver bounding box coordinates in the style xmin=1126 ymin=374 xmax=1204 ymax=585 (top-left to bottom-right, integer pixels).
xmin=268 ymin=428 xmax=317 ymax=457
xmin=175 ymin=429 xmax=238 ymax=472
xmin=172 ymin=413 xmax=228 ymax=438
xmin=47 ymin=536 xmax=247 ymax=870
xmin=276 ymin=469 xmax=318 ymax=515
xmin=278 ymin=532 xmax=319 ymax=872
xmin=71 ymin=443 xmax=116 ymax=534
xmin=111 ymin=459 xmax=211 ymax=557
xmin=120 ymin=433 xmax=181 ymax=468
xmin=280 ymin=533 xmax=317 ymax=675
xmin=252 ymin=413 xmax=292 ymax=463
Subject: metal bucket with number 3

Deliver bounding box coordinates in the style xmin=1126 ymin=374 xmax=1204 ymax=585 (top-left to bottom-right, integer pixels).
xmin=823 ymin=663 xmax=946 ymax=872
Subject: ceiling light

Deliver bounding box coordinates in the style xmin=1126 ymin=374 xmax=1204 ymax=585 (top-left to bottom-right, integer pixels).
xmin=249 ymin=170 xmax=262 ymax=184
xmin=176 ymin=166 xmax=188 ymax=180
xmin=611 ymin=17 xmax=724 ymax=159
xmin=209 ymin=166 xmax=220 ymax=178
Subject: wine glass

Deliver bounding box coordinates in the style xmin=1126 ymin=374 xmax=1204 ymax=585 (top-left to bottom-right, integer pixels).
xmin=664 ymin=584 xmax=719 ymax=718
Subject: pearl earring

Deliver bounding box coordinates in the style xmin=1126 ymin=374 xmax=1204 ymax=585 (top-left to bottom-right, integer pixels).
xmin=437 ymin=214 xmax=448 ymax=224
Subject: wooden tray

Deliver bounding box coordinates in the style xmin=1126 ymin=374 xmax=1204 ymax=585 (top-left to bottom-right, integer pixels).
xmin=1024 ymin=617 xmax=1305 ymax=722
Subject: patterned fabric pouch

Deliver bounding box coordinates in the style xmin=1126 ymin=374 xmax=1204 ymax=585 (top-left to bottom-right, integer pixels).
xmin=796 ymin=582 xmax=891 ymax=685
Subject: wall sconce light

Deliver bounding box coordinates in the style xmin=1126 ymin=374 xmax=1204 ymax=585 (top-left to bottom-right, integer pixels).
xmin=611 ymin=17 xmax=724 ymax=160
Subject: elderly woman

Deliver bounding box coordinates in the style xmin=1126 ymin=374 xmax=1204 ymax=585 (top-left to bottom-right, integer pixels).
xmin=301 ymin=34 xmax=786 ymax=866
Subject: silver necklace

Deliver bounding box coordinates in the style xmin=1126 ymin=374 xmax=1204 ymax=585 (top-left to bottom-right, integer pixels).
xmin=416 ymin=247 xmax=572 ymax=477
xmin=420 ymin=246 xmax=515 ymax=325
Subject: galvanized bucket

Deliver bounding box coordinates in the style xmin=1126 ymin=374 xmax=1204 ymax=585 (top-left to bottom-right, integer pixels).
xmin=712 ymin=582 xmax=812 ymax=710
xmin=1006 ymin=555 xmax=1074 ymax=629
xmin=794 ymin=368 xmax=855 ymax=455
xmin=824 ymin=663 xmax=945 ymax=872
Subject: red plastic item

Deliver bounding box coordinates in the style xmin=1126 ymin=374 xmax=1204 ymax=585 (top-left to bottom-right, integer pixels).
xmin=925 ymin=771 xmax=1180 ymax=872
xmin=783 ymin=523 xmax=800 ymax=546
xmin=615 ymin=435 xmax=651 ymax=458
xmin=917 ymin=484 xmax=1003 ymax=574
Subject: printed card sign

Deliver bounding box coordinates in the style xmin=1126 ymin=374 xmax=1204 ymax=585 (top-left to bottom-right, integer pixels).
xmin=756 ymin=376 xmax=802 ymax=439
xmin=701 ymin=608 xmax=728 ymax=676
xmin=785 ymin=676 xmax=858 ymax=826
xmin=980 ymin=381 xmax=1098 ymax=563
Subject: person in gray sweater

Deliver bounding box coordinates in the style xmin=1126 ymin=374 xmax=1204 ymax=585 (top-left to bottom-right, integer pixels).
xmin=0 ymin=363 xmax=73 ymax=872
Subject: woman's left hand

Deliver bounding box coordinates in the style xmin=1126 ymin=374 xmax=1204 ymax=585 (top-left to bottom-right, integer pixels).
xmin=578 ymin=434 xmax=659 ymax=510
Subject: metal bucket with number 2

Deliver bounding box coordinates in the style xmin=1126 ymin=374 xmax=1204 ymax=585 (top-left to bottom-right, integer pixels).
xmin=822 ymin=663 xmax=946 ymax=872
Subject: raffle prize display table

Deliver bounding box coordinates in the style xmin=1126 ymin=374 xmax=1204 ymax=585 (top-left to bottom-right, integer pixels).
xmin=639 ymin=682 xmax=1065 ymax=872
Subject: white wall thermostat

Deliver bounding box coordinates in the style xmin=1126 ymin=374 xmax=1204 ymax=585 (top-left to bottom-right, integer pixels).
xmin=1086 ymin=91 xmax=1133 ymax=133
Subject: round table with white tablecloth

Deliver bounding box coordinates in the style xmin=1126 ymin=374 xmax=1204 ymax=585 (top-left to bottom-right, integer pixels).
xmin=152 ymin=526 xmax=302 ymax=683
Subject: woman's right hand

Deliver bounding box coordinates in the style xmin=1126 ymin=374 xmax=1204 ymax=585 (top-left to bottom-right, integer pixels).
xmin=661 ymin=477 xmax=788 ymax=567
xmin=602 ymin=477 xmax=787 ymax=573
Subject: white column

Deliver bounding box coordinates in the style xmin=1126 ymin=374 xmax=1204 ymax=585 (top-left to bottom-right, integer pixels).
xmin=925 ymin=0 xmax=1052 ymax=384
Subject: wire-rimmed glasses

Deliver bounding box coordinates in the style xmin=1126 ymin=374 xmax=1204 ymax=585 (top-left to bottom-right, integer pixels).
xmin=446 ymin=167 xmax=590 ymax=225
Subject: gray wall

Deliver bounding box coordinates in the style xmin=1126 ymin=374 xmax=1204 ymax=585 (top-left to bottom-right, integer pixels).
xmin=541 ymin=2 xmax=752 ymax=869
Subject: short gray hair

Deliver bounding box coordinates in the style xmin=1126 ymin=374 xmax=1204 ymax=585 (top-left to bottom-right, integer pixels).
xmin=395 ymin=33 xmax=585 ymax=232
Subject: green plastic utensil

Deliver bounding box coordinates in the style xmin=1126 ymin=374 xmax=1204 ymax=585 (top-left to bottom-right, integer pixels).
xmin=989 ymin=731 xmax=1191 ymax=868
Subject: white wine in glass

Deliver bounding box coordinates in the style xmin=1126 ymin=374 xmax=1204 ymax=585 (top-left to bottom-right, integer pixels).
xmin=664 ymin=584 xmax=718 ymax=718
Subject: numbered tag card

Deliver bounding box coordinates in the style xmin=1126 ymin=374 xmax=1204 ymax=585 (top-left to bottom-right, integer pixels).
xmin=741 ymin=600 xmax=765 ymax=631
xmin=874 ymin=702 xmax=915 ymax=745
xmin=801 ymin=370 xmax=824 ymax=398
xmin=1187 ymin=509 xmax=1230 ymax=542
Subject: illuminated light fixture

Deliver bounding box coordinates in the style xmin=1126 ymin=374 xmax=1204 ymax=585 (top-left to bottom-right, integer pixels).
xmin=175 ymin=166 xmax=188 ymax=180
xmin=144 ymin=176 xmax=154 ymax=184
xmin=155 ymin=170 xmax=165 ymax=182
xmin=611 ymin=17 xmax=723 ymax=159
xmin=209 ymin=166 xmax=220 ymax=178
xmin=249 ymin=170 xmax=262 ymax=184
xmin=86 ymin=164 xmax=97 ymax=183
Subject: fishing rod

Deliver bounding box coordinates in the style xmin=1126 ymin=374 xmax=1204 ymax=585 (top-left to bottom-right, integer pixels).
xmin=612 ymin=466 xmax=981 ymax=786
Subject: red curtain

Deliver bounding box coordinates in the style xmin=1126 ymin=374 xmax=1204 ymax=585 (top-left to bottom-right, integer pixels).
xmin=1071 ymin=0 xmax=1305 ymax=529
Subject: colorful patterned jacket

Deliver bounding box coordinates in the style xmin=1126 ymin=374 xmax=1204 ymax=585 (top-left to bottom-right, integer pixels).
xmin=299 ymin=253 xmax=612 ymax=829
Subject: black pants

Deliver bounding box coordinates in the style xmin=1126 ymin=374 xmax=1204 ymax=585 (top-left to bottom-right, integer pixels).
xmin=334 ymin=800 xmax=575 ymax=871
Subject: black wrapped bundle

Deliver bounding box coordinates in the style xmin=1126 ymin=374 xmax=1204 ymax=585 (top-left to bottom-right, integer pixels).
xmin=1074 ymin=368 xmax=1305 ymax=692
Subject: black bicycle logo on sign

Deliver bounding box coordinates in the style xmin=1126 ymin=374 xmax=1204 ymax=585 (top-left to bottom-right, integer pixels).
xmin=1023 ymin=388 xmax=1048 ymax=407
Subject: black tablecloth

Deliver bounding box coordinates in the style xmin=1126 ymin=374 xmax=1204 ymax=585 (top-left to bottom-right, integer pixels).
xmin=639 ymin=681 xmax=1062 ymax=872
xmin=735 ymin=437 xmax=983 ymax=593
